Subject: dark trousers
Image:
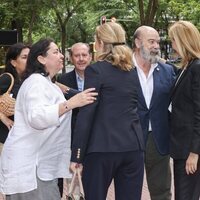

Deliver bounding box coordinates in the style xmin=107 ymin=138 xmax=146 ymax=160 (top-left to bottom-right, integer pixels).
xmin=82 ymin=151 xmax=144 ymax=200
xmin=145 ymin=132 xmax=172 ymax=200
xmin=174 ymin=159 xmax=200 ymax=200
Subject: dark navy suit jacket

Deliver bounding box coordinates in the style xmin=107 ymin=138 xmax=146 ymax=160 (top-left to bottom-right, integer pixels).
xmin=135 ymin=62 xmax=175 ymax=155
xmin=71 ymin=61 xmax=145 ymax=163
xmin=170 ymin=59 xmax=200 ymax=159
xmin=57 ymin=69 xmax=79 ymax=139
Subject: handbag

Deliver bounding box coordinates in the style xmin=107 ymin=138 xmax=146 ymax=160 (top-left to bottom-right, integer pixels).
xmin=66 ymin=168 xmax=85 ymax=200
xmin=0 ymin=73 xmax=16 ymax=116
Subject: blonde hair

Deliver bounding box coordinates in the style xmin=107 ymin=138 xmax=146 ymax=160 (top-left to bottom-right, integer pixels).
xmin=168 ymin=20 xmax=200 ymax=68
xmin=95 ymin=22 xmax=133 ymax=71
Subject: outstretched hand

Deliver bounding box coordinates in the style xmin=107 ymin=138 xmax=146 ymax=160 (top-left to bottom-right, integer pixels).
xmin=69 ymin=88 xmax=98 ymax=109
xmin=59 ymin=88 xmax=98 ymax=116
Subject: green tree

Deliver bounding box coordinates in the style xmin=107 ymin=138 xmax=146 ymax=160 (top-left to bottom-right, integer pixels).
xmin=138 ymin=0 xmax=159 ymax=25
xmin=41 ymin=0 xmax=95 ymax=73
xmin=1 ymin=0 xmax=200 ymax=67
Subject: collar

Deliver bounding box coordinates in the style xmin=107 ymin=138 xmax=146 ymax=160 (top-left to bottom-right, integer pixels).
xmin=133 ymin=54 xmax=158 ymax=76
xmin=75 ymin=71 xmax=84 ymax=81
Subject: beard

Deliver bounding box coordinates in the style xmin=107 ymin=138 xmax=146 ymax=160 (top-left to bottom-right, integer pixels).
xmin=140 ymin=45 xmax=160 ymax=64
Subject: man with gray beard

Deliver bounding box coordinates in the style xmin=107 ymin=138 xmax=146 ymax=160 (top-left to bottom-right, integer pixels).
xmin=133 ymin=26 xmax=175 ymax=200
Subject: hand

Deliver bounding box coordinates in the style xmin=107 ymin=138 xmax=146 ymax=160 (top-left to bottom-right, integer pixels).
xmin=68 ymin=88 xmax=98 ymax=109
xmin=70 ymin=162 xmax=83 ymax=174
xmin=1 ymin=102 xmax=15 ymax=116
xmin=6 ymin=105 xmax=15 ymax=115
xmin=58 ymin=88 xmax=98 ymax=116
xmin=185 ymin=152 xmax=199 ymax=175
xmin=0 ymin=112 xmax=14 ymax=130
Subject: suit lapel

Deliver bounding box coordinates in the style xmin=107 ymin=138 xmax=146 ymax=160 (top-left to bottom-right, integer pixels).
xmin=135 ymin=68 xmax=148 ymax=108
xmin=71 ymin=70 xmax=78 ymax=90
xmin=170 ymin=60 xmax=195 ymax=98
xmin=170 ymin=69 xmax=187 ymax=98
xmin=149 ymin=67 xmax=159 ymax=109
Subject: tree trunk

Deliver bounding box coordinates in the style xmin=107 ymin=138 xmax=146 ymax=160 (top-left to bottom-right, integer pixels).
xmin=11 ymin=20 xmax=23 ymax=42
xmin=27 ymin=10 xmax=36 ymax=44
xmin=138 ymin=0 xmax=145 ymax=25
xmin=61 ymin=25 xmax=66 ymax=74
xmin=138 ymin=0 xmax=159 ymax=26
xmin=146 ymin=0 xmax=159 ymax=25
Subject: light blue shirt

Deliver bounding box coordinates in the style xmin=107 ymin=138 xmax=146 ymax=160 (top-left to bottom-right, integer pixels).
xmin=75 ymin=72 xmax=84 ymax=91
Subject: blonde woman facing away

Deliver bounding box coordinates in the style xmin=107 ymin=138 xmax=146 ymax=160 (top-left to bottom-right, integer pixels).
xmin=70 ymin=22 xmax=145 ymax=200
xmin=169 ymin=20 xmax=200 ymax=200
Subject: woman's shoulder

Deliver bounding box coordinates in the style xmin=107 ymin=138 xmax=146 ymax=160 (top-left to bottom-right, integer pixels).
xmin=86 ymin=61 xmax=111 ymax=75
xmin=189 ymin=58 xmax=200 ymax=72
xmin=91 ymin=60 xmax=110 ymax=66
xmin=0 ymin=73 xmax=13 ymax=94
xmin=89 ymin=60 xmax=113 ymax=70
xmin=18 ymin=74 xmax=51 ymax=97
xmin=190 ymin=58 xmax=200 ymax=66
xmin=25 ymin=73 xmax=48 ymax=83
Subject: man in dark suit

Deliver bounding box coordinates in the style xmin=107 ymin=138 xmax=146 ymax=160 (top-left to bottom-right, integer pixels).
xmin=57 ymin=42 xmax=91 ymax=136
xmin=133 ymin=26 xmax=176 ymax=200
xmin=56 ymin=42 xmax=91 ymax=197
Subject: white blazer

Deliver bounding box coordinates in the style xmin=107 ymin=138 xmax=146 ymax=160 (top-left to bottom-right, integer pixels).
xmin=0 ymin=74 xmax=72 ymax=194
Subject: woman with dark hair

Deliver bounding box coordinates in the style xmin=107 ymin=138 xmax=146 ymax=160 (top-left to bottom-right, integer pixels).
xmin=0 ymin=43 xmax=30 ymax=151
xmin=0 ymin=38 xmax=97 ymax=200
xmin=0 ymin=43 xmax=30 ymax=200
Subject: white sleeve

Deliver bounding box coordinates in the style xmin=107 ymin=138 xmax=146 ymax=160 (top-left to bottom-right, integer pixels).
xmin=24 ymin=79 xmax=61 ymax=130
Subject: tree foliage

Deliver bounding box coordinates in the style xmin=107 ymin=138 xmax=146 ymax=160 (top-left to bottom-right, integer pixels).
xmin=0 ymin=0 xmax=200 ymax=67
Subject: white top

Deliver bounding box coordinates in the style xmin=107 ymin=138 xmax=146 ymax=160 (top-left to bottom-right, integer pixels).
xmin=133 ymin=55 xmax=157 ymax=131
xmin=0 ymin=74 xmax=72 ymax=195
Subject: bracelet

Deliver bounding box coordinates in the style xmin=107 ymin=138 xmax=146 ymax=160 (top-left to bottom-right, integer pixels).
xmin=64 ymin=101 xmax=70 ymax=110
xmin=64 ymin=101 xmax=72 ymax=111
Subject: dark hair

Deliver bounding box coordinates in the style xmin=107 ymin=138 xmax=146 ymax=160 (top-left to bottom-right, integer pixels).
xmin=22 ymin=38 xmax=54 ymax=80
xmin=4 ymin=43 xmax=30 ymax=82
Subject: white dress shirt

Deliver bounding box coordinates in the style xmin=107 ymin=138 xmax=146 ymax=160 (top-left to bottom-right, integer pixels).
xmin=133 ymin=55 xmax=157 ymax=131
xmin=0 ymin=74 xmax=72 ymax=194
